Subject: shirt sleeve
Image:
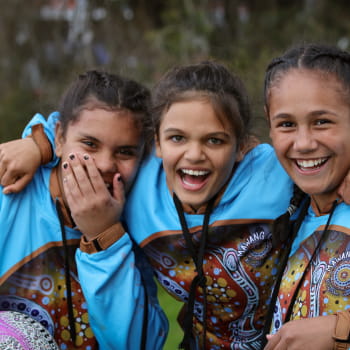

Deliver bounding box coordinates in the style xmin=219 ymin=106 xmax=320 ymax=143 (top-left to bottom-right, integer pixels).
xmin=75 ymin=232 xmax=169 ymax=350
xmin=21 ymin=111 xmax=60 ymax=168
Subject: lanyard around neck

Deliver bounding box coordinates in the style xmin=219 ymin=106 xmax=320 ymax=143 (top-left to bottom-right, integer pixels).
xmin=173 ymin=192 xmax=217 ymax=350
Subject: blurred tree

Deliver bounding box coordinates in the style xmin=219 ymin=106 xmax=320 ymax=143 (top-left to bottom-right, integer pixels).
xmin=0 ymin=1 xmax=349 ymax=348
xmin=0 ymin=0 xmax=349 ymax=143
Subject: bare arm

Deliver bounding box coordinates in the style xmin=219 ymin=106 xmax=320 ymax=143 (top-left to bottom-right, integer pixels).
xmin=263 ymin=316 xmax=336 ymax=350
xmin=0 ymin=137 xmax=41 ymax=194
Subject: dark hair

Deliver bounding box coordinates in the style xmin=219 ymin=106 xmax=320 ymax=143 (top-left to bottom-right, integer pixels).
xmin=152 ymin=61 xmax=252 ymax=146
xmin=58 ymin=70 xmax=153 ymax=156
xmin=264 ymin=43 xmax=350 ymax=112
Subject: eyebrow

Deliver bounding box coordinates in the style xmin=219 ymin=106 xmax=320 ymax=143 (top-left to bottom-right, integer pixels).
xmin=271 ymin=109 xmax=336 ymax=121
xmin=80 ymin=134 xmax=141 ymax=149
xmin=163 ymin=128 xmax=231 ymax=137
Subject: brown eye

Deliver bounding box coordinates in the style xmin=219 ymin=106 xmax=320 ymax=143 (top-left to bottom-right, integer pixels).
xmin=82 ymin=140 xmax=96 ymax=148
xmin=171 ymin=135 xmax=184 ymax=142
xmin=208 ymin=137 xmax=222 ymax=145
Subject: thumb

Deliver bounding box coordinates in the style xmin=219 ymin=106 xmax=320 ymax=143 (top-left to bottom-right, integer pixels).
xmin=3 ymin=175 xmax=32 ymax=194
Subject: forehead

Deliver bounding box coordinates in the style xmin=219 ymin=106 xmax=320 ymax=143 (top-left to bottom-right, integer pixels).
xmin=269 ymin=69 xmax=348 ymax=109
xmin=160 ymin=93 xmax=237 ymax=131
xmin=161 ymin=99 xmax=233 ymax=131
xmin=67 ymin=108 xmax=142 ymax=142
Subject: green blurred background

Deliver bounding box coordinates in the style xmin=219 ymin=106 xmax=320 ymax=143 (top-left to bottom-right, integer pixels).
xmin=1 ymin=1 xmax=350 ymax=348
xmin=2 ymin=0 xmax=350 ymax=144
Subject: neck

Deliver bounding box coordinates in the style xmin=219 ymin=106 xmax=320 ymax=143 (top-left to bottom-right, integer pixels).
xmin=310 ymin=191 xmax=339 ymax=215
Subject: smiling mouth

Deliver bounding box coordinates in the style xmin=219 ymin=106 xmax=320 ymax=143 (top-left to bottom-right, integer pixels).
xmin=179 ymin=168 xmax=210 ymax=188
xmin=296 ymin=157 xmax=329 ymax=170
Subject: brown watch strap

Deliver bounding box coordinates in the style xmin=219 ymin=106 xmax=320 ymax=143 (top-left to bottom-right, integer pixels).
xmin=31 ymin=123 xmax=53 ymax=165
xmin=333 ymin=310 xmax=350 ymax=350
xmin=79 ymin=222 xmax=125 ymax=254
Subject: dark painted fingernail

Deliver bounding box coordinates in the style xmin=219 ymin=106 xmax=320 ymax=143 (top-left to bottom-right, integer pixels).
xmin=83 ymin=154 xmax=89 ymax=160
xmin=69 ymin=154 xmax=75 ymax=160
xmin=117 ymin=175 xmax=122 ymax=181
xmin=63 ymin=162 xmax=68 ymax=169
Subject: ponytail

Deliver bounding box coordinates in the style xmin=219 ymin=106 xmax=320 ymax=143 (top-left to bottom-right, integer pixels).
xmin=272 ymin=185 xmax=306 ymax=247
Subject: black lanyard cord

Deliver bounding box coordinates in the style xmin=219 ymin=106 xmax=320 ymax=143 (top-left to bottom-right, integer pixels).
xmin=173 ymin=193 xmax=216 ymax=350
xmin=55 ymin=199 xmax=77 ymax=346
xmin=284 ymin=199 xmax=338 ymax=322
xmin=261 ymin=198 xmax=338 ymax=347
xmin=261 ymin=196 xmax=311 ymax=347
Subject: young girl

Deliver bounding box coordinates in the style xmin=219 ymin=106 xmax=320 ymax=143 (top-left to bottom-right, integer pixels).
xmin=120 ymin=61 xmax=296 ymax=349
xmin=0 ymin=70 xmax=167 ymax=349
xmin=263 ymin=43 xmax=350 ymax=350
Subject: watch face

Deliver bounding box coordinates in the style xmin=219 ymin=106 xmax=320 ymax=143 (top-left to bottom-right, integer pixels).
xmin=0 ymin=310 xmax=59 ymax=349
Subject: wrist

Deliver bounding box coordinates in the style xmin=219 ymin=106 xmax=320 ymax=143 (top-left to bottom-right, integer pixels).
xmin=79 ymin=222 xmax=125 ymax=254
xmin=30 ymin=124 xmax=53 ymax=165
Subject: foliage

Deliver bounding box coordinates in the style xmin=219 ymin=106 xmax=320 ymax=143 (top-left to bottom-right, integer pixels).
xmin=1 ymin=0 xmax=349 ymax=142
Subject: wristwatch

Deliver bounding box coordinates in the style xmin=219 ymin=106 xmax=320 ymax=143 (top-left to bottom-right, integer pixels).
xmin=80 ymin=223 xmax=125 ymax=254
xmin=333 ymin=310 xmax=350 ymax=350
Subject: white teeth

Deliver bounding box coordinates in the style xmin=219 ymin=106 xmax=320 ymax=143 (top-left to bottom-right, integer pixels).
xmin=296 ymin=158 xmax=327 ymax=168
xmin=182 ymin=169 xmax=209 ymax=176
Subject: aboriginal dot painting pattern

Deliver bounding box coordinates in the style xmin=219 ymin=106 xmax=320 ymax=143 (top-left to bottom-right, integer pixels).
xmin=0 ymin=310 xmax=59 ymax=349
xmin=145 ymin=223 xmax=283 ymax=350
xmin=274 ymin=229 xmax=350 ymax=330
xmin=0 ymin=246 xmax=97 ymax=349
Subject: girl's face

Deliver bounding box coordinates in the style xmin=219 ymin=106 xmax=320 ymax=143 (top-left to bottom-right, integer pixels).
xmin=268 ymin=69 xmax=350 ymax=211
xmin=156 ymin=99 xmax=242 ymax=210
xmin=55 ymin=108 xmax=143 ymax=194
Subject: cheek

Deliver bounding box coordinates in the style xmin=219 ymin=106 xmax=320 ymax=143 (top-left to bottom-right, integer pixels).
xmin=271 ymin=132 xmax=288 ymax=154
xmin=215 ymin=151 xmax=236 ymax=179
xmin=119 ymin=159 xmax=141 ymax=184
xmin=160 ymin=150 xmax=177 ymax=171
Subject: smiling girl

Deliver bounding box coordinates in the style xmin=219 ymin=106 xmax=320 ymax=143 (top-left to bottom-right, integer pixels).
xmin=123 ymin=61 xmax=294 ymax=349
xmin=0 ymin=70 xmax=167 ymax=349
xmin=263 ymin=43 xmax=350 ymax=350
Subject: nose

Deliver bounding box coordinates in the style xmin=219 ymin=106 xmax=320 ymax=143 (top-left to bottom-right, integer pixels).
xmin=184 ymin=142 xmax=206 ymax=162
xmin=293 ymin=127 xmax=317 ymax=153
xmin=94 ymin=151 xmax=117 ymax=173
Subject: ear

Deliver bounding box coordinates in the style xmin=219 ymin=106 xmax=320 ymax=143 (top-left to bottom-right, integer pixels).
xmin=54 ymin=122 xmax=64 ymax=158
xmin=236 ymin=146 xmax=244 ymax=162
xmin=264 ymin=105 xmax=271 ymax=126
xmin=236 ymin=135 xmax=260 ymax=162
xmin=155 ymin=133 xmax=162 ymax=158
xmin=264 ymin=105 xmax=274 ymax=140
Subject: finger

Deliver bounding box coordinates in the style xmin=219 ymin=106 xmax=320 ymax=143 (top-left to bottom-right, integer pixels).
xmin=264 ymin=333 xmax=280 ymax=350
xmin=61 ymin=161 xmax=83 ymax=209
xmin=2 ymin=175 xmax=32 ymax=194
xmin=0 ymin=163 xmax=6 ymax=181
xmin=81 ymin=154 xmax=107 ymax=194
xmin=0 ymin=168 xmax=19 ymax=187
xmin=67 ymin=153 xmax=96 ymax=195
xmin=112 ymin=173 xmax=125 ymax=203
